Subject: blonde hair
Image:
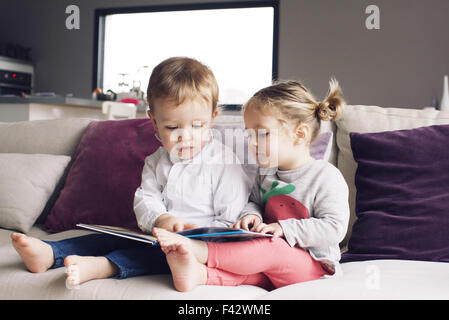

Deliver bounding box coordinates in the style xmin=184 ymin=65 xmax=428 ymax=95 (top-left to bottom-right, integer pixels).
xmin=243 ymin=78 xmax=345 ymax=142
xmin=146 ymin=57 xmax=219 ymax=114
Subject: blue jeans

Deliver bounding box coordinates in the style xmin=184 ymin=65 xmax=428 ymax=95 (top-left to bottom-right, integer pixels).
xmin=43 ymin=233 xmax=169 ymax=279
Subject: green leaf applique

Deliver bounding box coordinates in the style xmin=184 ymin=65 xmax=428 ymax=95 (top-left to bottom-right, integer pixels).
xmin=261 ymin=180 xmax=295 ymax=204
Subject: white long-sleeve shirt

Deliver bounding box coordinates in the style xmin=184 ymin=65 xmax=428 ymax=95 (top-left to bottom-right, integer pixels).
xmin=133 ymin=133 xmax=252 ymax=233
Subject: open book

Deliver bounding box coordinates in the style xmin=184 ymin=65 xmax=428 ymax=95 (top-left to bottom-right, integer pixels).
xmin=76 ymin=223 xmax=272 ymax=246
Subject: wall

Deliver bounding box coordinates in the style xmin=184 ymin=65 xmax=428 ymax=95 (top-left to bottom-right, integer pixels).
xmin=278 ymin=0 xmax=449 ymax=108
xmin=1 ymin=0 xmax=448 ymax=108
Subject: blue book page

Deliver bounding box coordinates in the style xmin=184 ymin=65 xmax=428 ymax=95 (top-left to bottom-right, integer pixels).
xmin=177 ymin=227 xmax=272 ymax=242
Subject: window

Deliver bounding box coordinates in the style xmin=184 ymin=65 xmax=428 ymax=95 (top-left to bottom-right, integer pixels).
xmin=94 ymin=1 xmax=279 ymax=106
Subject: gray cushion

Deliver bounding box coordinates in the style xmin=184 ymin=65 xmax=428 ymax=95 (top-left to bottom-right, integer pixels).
xmin=0 ymin=118 xmax=93 ymax=156
xmin=0 ymin=153 xmax=71 ymax=233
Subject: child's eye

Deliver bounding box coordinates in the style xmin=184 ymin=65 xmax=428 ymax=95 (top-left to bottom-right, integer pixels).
xmin=192 ymin=123 xmax=204 ymax=129
xmin=165 ymin=126 xmax=177 ymax=130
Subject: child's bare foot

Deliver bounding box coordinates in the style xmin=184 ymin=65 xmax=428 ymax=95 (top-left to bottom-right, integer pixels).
xmin=165 ymin=242 xmax=207 ymax=292
xmin=10 ymin=232 xmax=54 ymax=273
xmin=64 ymin=255 xmax=119 ymax=287
xmin=152 ymin=227 xmax=208 ymax=264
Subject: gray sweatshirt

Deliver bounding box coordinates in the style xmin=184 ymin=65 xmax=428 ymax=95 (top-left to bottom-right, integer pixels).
xmin=240 ymin=159 xmax=350 ymax=274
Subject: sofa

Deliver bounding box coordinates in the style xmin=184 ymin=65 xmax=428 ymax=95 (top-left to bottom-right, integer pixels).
xmin=0 ymin=104 xmax=448 ymax=300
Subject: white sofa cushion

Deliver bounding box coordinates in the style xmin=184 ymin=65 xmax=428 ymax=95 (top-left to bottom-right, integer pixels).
xmin=0 ymin=228 xmax=267 ymax=300
xmin=336 ymin=105 xmax=449 ymax=245
xmin=259 ymin=259 xmax=449 ymax=300
xmin=0 ymin=153 xmax=71 ymax=233
xmin=2 ymin=226 xmax=449 ymax=299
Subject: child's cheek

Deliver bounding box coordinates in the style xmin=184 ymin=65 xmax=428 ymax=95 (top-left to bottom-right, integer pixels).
xmin=260 ymin=139 xmax=278 ymax=167
xmin=197 ymin=129 xmax=208 ymax=144
xmin=267 ymin=135 xmax=279 ymax=159
xmin=159 ymin=131 xmax=177 ymax=152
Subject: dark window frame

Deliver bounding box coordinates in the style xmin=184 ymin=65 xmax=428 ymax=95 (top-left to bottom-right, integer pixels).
xmin=92 ymin=0 xmax=280 ymax=100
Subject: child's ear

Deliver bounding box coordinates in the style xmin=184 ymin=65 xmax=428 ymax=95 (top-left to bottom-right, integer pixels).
xmin=147 ymin=110 xmax=159 ymax=132
xmin=294 ymin=124 xmax=310 ymax=145
xmin=209 ymin=109 xmax=219 ymax=126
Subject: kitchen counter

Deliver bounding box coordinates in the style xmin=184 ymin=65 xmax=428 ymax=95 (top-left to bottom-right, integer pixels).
xmin=0 ymin=95 xmax=148 ymax=111
xmin=0 ymin=95 xmax=102 ymax=107
xmin=0 ymin=95 xmax=148 ymax=122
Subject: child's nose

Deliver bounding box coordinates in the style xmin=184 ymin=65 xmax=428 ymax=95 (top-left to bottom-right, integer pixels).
xmin=177 ymin=128 xmax=193 ymax=142
xmin=249 ymin=135 xmax=257 ymax=147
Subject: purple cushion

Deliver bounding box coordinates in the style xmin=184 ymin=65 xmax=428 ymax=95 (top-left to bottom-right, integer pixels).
xmin=342 ymin=124 xmax=449 ymax=263
xmin=44 ymin=119 xmax=161 ymax=232
xmin=310 ymin=131 xmax=332 ymax=160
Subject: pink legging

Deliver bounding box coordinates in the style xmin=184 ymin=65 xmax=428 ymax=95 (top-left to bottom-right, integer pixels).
xmin=206 ymin=237 xmax=331 ymax=290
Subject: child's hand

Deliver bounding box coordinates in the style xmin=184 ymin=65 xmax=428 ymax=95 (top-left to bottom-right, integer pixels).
xmin=232 ymin=214 xmax=262 ymax=231
xmin=154 ymin=213 xmax=198 ymax=232
xmin=255 ymin=222 xmax=284 ymax=238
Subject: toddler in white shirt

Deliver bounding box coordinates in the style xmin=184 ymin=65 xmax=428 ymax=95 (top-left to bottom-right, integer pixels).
xmin=134 ymin=101 xmax=251 ymax=232
xmin=10 ymin=57 xmax=251 ymax=287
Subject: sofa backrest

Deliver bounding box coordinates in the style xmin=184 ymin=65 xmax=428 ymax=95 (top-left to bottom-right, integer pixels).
xmin=5 ymin=106 xmax=448 ymax=248
xmin=0 ymin=118 xmax=93 ymax=156
xmin=319 ymin=120 xmax=337 ymax=166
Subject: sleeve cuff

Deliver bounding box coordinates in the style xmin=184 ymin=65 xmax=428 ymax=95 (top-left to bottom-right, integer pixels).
xmin=137 ymin=211 xmax=164 ymax=233
xmin=238 ymin=202 xmax=263 ymax=221
xmin=278 ymin=220 xmax=298 ymax=248
xmin=239 ymin=211 xmax=263 ymax=222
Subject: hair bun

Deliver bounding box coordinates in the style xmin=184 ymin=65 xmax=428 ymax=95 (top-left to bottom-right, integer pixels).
xmin=315 ymin=101 xmax=335 ymax=121
xmin=316 ymin=78 xmax=345 ymax=122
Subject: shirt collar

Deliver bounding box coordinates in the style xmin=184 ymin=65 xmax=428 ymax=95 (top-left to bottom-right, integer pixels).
xmin=258 ymin=159 xmax=318 ymax=177
xmin=258 ymin=166 xmax=278 ymax=175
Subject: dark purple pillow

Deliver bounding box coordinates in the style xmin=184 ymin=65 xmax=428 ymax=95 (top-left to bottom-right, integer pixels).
xmin=342 ymin=124 xmax=449 ymax=263
xmin=44 ymin=119 xmax=161 ymax=232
